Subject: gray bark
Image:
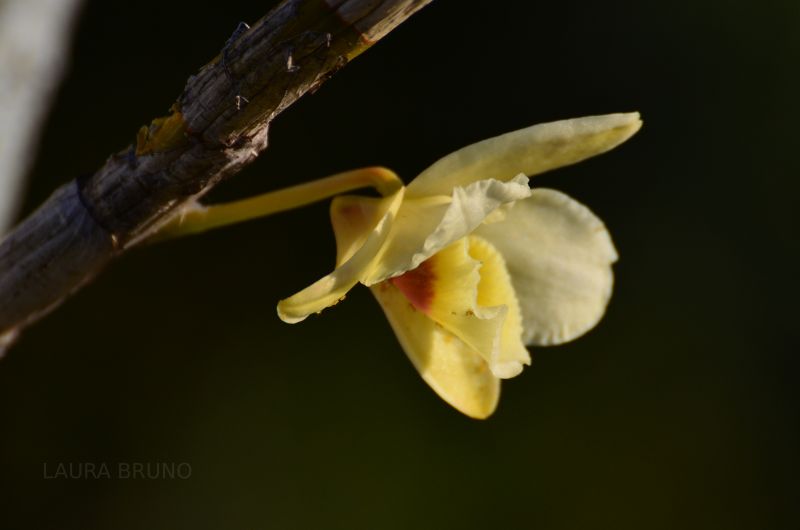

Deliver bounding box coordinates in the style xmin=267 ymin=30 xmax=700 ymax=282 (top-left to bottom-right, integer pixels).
xmin=0 ymin=0 xmax=432 ymax=349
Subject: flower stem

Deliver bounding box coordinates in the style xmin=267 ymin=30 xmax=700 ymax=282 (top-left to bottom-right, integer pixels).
xmin=153 ymin=166 xmax=402 ymax=241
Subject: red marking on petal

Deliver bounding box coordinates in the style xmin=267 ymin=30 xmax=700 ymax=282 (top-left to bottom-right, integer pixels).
xmin=390 ymin=259 xmax=436 ymax=313
xmin=338 ymin=204 xmax=359 ymax=218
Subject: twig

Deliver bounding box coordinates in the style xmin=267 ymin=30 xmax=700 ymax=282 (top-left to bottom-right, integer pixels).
xmin=0 ymin=0 xmax=432 ymax=350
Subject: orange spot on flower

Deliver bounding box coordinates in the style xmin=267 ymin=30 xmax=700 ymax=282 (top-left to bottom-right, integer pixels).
xmin=339 ymin=204 xmax=359 ymax=218
xmin=390 ymin=259 xmax=435 ymax=313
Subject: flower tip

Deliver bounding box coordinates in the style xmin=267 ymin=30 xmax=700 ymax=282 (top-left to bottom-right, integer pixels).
xmin=489 ymin=360 xmax=526 ymax=380
xmin=584 ymin=111 xmax=643 ymax=155
xmin=459 ymin=394 xmax=500 ymax=420
xmin=617 ymin=111 xmax=643 ymax=137
xmin=276 ymin=302 xmax=308 ymax=324
xmin=437 ymin=385 xmax=499 ymax=419
xmin=598 ymin=110 xmax=642 ymax=132
xmin=465 ymin=409 xmax=496 ymax=420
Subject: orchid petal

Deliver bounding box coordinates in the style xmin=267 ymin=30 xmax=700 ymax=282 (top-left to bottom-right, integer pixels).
xmin=407 ymin=113 xmax=642 ymax=198
xmin=364 ymin=174 xmax=531 ymax=284
xmin=277 ymin=187 xmax=405 ymax=323
xmin=468 ymin=236 xmax=530 ymax=377
xmin=329 ymin=195 xmax=389 ymax=266
xmin=371 ymin=280 xmax=500 ymax=419
xmin=474 ymin=188 xmax=618 ymax=345
xmin=389 ymin=236 xmax=530 ymax=379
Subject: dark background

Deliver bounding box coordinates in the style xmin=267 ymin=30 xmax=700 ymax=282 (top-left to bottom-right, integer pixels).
xmin=1 ymin=0 xmax=798 ymax=528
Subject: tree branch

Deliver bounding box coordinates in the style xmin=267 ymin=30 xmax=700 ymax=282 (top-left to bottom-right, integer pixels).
xmin=0 ymin=0 xmax=432 ymax=348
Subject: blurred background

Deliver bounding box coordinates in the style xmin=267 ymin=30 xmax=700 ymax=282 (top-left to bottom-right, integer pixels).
xmin=1 ymin=0 xmax=798 ymax=528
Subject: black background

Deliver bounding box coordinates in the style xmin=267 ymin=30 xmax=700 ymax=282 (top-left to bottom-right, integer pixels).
xmin=1 ymin=1 xmax=798 ymax=528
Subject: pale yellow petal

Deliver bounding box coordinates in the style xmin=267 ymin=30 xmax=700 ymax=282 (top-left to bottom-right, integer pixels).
xmin=364 ymin=175 xmax=531 ymax=284
xmin=276 ymin=187 xmax=405 ymax=323
xmin=370 ymin=280 xmax=500 ymax=419
xmin=406 ymin=113 xmax=642 ymax=198
xmin=329 ymin=195 xmax=388 ymax=266
xmin=474 ymin=188 xmax=618 ymax=345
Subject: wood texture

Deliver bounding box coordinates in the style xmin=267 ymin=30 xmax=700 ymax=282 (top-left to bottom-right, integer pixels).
xmin=0 ymin=0 xmax=432 ymax=346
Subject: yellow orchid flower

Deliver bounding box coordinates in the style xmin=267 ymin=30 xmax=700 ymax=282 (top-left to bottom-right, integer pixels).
xmin=158 ymin=113 xmax=642 ymax=418
xmin=277 ymin=113 xmax=641 ymax=417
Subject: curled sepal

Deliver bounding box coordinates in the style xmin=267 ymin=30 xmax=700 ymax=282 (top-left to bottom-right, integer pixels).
xmin=277 ymin=187 xmax=405 ymax=323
